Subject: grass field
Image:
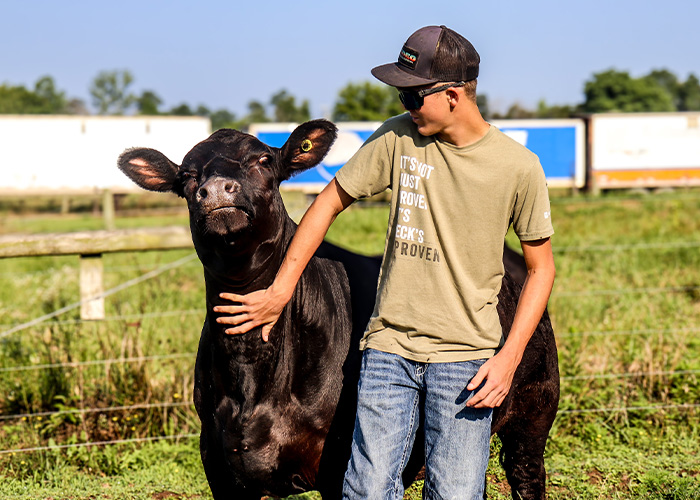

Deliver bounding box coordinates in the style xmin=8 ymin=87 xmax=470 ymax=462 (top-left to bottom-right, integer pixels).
xmin=0 ymin=189 xmax=699 ymax=499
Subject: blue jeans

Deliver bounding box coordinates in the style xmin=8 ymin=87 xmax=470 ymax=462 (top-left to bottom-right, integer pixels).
xmin=342 ymin=349 xmax=493 ymax=500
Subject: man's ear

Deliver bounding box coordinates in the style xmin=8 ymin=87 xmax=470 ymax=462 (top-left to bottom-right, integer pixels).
xmin=118 ymin=148 xmax=181 ymax=194
xmin=446 ymin=88 xmax=460 ymax=108
xmin=278 ymin=119 xmax=338 ymax=180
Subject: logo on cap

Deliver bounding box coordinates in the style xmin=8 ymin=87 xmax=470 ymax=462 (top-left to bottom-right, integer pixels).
xmin=398 ymin=46 xmax=418 ymax=70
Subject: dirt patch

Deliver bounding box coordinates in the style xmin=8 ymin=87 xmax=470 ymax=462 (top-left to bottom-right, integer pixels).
xmin=587 ymin=468 xmax=605 ymax=484
xmin=151 ymin=492 xmax=203 ymax=499
xmin=487 ymin=473 xmax=511 ymax=495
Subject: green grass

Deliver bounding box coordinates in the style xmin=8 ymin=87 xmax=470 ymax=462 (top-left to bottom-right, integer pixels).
xmin=1 ymin=189 xmax=699 ymax=499
xmin=0 ymin=439 xmax=210 ymax=500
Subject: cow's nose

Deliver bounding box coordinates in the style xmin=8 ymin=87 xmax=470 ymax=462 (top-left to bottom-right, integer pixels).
xmin=197 ymin=179 xmax=240 ymax=202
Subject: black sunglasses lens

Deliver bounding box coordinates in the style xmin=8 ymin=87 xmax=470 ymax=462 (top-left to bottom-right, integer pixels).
xmin=399 ymin=90 xmax=422 ymax=110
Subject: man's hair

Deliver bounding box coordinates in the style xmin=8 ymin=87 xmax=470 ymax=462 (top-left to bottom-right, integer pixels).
xmin=463 ymin=80 xmax=478 ymax=103
xmin=440 ymin=80 xmax=477 ymax=104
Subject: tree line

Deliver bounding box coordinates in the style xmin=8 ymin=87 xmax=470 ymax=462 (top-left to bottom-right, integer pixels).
xmin=1 ymin=68 xmax=699 ymax=130
xmin=496 ymin=68 xmax=700 ymax=119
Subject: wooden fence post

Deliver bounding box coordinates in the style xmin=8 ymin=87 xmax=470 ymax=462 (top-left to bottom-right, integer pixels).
xmin=103 ymin=189 xmax=116 ymax=231
xmin=0 ymin=227 xmax=194 ymax=322
xmin=80 ymin=253 xmax=105 ymax=320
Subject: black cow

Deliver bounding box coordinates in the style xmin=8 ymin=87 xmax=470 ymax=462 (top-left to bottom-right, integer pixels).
xmin=118 ymin=119 xmax=559 ymax=500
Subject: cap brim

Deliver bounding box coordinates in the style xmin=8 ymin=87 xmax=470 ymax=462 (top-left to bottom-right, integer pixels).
xmin=371 ymin=63 xmax=438 ymax=88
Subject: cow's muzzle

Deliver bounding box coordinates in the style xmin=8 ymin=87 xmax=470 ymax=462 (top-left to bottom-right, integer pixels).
xmin=197 ymin=176 xmax=242 ymax=209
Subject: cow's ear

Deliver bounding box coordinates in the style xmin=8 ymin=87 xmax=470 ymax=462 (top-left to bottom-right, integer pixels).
xmin=278 ymin=119 xmax=337 ymax=180
xmin=118 ymin=148 xmax=182 ymax=195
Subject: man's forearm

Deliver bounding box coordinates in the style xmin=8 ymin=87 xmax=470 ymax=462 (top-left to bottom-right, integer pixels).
xmin=464 ymin=243 xmax=555 ymax=408
xmin=499 ymin=263 xmax=555 ymax=361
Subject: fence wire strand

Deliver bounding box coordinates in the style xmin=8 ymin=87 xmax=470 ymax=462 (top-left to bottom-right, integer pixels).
xmin=0 ymin=309 xmax=203 ymax=330
xmin=557 ymin=326 xmax=700 ymax=338
xmin=558 ymin=403 xmax=700 ymax=414
xmin=0 ymin=353 xmax=195 ymax=373
xmin=0 ymin=253 xmax=198 ymax=339
xmin=1 ymin=402 xmax=697 ymax=455
xmin=561 ymin=369 xmax=700 ymax=381
xmin=0 ymin=433 xmax=200 ymax=456
xmin=0 ymin=401 xmax=193 ymax=421
xmin=552 ymin=239 xmax=700 ymax=253
xmin=552 ymin=284 xmax=700 ymax=298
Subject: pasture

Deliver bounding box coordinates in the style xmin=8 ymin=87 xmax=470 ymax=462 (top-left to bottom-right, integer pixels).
xmin=0 ymin=189 xmax=699 ymax=499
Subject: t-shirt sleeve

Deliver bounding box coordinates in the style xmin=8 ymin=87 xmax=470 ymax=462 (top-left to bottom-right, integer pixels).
xmin=512 ymin=157 xmax=554 ymax=241
xmin=335 ymin=124 xmax=394 ymax=199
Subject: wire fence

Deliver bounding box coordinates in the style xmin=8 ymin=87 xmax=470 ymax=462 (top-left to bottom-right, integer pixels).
xmin=0 ymin=353 xmax=195 ymax=373
xmin=0 ymin=401 xmax=193 ymax=422
xmin=551 ymin=239 xmax=700 ymax=253
xmin=0 ymin=433 xmax=200 ymax=456
xmin=0 ymin=309 xmax=202 ymax=330
xmin=0 ymin=253 xmax=199 ymax=339
xmin=551 ymin=284 xmax=700 ymax=298
xmin=1 ymin=221 xmax=698 ymax=457
xmin=2 ymin=351 xmax=697 ymax=380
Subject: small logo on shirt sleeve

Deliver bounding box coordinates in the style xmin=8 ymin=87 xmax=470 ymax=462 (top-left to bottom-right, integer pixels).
xmin=544 ymin=211 xmax=551 ymax=219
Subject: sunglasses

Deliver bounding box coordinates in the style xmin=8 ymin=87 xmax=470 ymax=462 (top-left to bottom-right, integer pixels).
xmin=398 ymin=81 xmax=466 ymax=110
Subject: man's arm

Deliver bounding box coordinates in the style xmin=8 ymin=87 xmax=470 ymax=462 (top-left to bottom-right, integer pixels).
xmin=213 ymin=178 xmax=355 ymax=341
xmin=465 ymin=237 xmax=556 ymax=408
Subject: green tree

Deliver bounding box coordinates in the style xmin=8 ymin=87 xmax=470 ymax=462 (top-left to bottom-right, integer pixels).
xmin=90 ymin=70 xmax=136 ymax=115
xmin=646 ymin=68 xmax=680 ymax=108
xmin=0 ymin=84 xmax=48 ymax=113
xmin=679 ymin=73 xmax=700 ymax=111
xmin=503 ymin=102 xmax=536 ymax=119
xmin=169 ymin=103 xmax=194 ymax=116
xmin=476 ymin=94 xmax=490 ymax=120
xmin=0 ymin=76 xmax=71 ymax=114
xmin=333 ymin=81 xmax=404 ymax=122
xmin=583 ymin=69 xmax=675 ymax=113
xmin=137 ymin=90 xmax=162 ymax=115
xmin=245 ymin=101 xmax=270 ymax=123
xmin=536 ymin=99 xmax=577 ymax=118
xmin=216 ymin=101 xmax=268 ymax=131
xmin=209 ymin=109 xmax=237 ymax=130
xmin=65 ymin=98 xmax=89 ymax=115
xmin=194 ymin=105 xmax=211 ymax=117
xmin=185 ymin=104 xmax=239 ymax=131
xmin=33 ymin=76 xmax=66 ymax=113
xmin=271 ymin=89 xmax=310 ymax=122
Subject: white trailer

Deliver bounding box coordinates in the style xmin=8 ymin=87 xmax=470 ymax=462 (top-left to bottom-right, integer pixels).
xmin=588 ymin=112 xmax=700 ymax=189
xmin=0 ymin=115 xmax=211 ymax=195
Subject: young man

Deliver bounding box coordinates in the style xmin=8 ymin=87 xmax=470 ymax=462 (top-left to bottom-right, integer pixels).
xmin=215 ymin=25 xmax=555 ymax=499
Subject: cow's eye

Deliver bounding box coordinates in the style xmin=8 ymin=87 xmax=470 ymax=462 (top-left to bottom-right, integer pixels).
xmin=181 ymin=171 xmax=198 ymax=183
xmin=258 ymin=155 xmax=271 ymax=168
xmin=179 ymin=170 xmax=199 ymax=197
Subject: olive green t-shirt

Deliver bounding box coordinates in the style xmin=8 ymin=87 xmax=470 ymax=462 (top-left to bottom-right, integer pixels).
xmin=335 ymin=113 xmax=554 ymax=363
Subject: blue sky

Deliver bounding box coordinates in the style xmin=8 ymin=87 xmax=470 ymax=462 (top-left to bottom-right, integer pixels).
xmin=1 ymin=0 xmax=697 ymax=118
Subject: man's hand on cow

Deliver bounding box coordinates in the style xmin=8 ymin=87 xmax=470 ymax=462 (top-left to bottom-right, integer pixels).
xmin=464 ymin=349 xmax=521 ymax=408
xmin=214 ymin=288 xmax=288 ymax=342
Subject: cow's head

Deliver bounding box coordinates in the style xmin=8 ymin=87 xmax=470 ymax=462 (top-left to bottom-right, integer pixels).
xmin=118 ymin=120 xmax=337 ymax=257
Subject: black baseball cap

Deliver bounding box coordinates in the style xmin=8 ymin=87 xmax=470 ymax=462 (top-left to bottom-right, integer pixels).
xmin=371 ymin=25 xmax=480 ymax=88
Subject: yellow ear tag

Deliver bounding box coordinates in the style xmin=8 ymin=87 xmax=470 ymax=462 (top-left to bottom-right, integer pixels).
xmin=301 ymin=139 xmax=313 ymax=152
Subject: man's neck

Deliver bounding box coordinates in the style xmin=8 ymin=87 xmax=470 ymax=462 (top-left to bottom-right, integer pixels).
xmin=437 ymin=103 xmax=490 ymax=147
